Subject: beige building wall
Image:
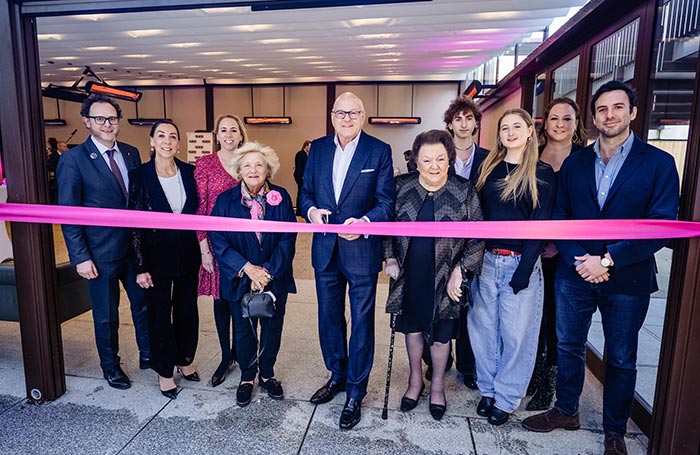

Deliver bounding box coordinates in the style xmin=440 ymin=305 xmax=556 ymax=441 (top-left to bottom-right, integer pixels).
xmin=42 ymin=82 xmax=460 ymax=201
xmin=478 ymin=88 xmax=523 ymax=151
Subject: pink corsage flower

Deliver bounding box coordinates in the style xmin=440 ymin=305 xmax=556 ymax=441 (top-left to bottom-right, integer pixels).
xmin=266 ymin=190 xmax=282 ymax=206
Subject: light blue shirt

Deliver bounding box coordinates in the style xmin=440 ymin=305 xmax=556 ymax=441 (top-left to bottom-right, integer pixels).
xmin=594 ymin=131 xmax=634 ymax=209
xmin=453 ymin=143 xmax=475 ymax=179
xmin=90 ymin=136 xmax=129 ymax=194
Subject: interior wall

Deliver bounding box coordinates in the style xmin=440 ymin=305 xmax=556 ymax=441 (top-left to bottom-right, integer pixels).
xmin=337 ymin=83 xmax=459 ymax=174
xmin=42 ymin=81 xmax=461 ymax=200
xmin=479 ymin=88 xmax=523 ymax=151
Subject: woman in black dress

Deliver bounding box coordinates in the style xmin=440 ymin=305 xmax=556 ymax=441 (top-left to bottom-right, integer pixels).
xmin=384 ymin=129 xmax=484 ymax=420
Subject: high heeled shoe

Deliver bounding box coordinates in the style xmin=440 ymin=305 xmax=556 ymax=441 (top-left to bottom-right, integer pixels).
xmin=161 ymin=387 xmax=180 ymax=399
xmin=177 ymin=366 xmax=201 ymax=382
xmin=400 ymin=383 xmax=425 ymax=412
xmin=211 ymin=359 xmax=236 ymax=388
xmin=429 ymin=392 xmax=447 ymax=421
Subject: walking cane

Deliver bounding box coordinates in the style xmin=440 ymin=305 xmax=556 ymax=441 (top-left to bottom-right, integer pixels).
xmin=381 ymin=313 xmax=397 ymax=420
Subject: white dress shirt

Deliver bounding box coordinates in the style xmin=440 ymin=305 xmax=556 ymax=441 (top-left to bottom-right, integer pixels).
xmin=332 ymin=131 xmax=362 ymax=203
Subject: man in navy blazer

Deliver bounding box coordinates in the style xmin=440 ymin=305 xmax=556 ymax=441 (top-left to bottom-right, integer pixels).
xmin=300 ymin=92 xmax=394 ymax=429
xmin=57 ymin=94 xmax=150 ymax=390
xmin=522 ymin=81 xmax=680 ymax=455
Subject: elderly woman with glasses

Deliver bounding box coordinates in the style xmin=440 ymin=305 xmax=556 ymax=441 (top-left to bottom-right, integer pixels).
xmin=209 ymin=141 xmax=297 ymax=407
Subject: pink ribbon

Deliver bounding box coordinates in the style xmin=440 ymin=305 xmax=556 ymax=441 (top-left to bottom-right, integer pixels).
xmin=1 ymin=202 xmax=699 ymax=240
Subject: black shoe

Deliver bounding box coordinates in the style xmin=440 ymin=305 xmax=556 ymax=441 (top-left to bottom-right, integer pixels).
xmin=104 ymin=366 xmax=131 ymax=390
xmin=211 ymin=359 xmax=236 ymax=388
xmin=236 ymin=382 xmax=254 ymax=407
xmin=476 ymin=396 xmax=495 ymax=417
xmin=463 ymin=373 xmax=478 ymax=390
xmin=177 ymin=367 xmax=201 ymax=382
xmin=339 ymin=398 xmax=362 ymax=430
xmin=139 ymin=355 xmax=151 ymax=370
xmin=160 ymin=387 xmax=180 ymax=400
xmin=429 ymin=392 xmax=447 ymax=421
xmin=488 ymin=407 xmax=510 ymax=426
xmin=310 ymin=378 xmax=346 ymax=404
xmin=259 ymin=377 xmax=284 ymax=400
xmin=400 ymin=383 xmax=424 ymax=412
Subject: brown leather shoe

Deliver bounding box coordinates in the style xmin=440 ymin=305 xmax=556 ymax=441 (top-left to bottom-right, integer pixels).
xmin=521 ymin=408 xmax=580 ymax=432
xmin=604 ymin=433 xmax=628 ymax=455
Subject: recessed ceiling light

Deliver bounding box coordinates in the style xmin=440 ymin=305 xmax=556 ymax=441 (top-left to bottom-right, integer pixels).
xmin=123 ymin=66 xmax=143 ymax=69
xmin=183 ymin=65 xmax=201 ymax=68
xmin=364 ymin=44 xmax=397 ymax=49
xmin=257 ymin=67 xmax=277 ymax=71
xmin=50 ymin=56 xmax=77 ymax=60
xmin=222 ymin=58 xmax=248 ymax=62
xmin=200 ymin=7 xmax=248 ymax=14
xmin=356 ymin=33 xmax=400 ymax=40
xmin=149 ymin=70 xmax=166 ymax=73
xmin=59 ymin=67 xmax=83 ymax=71
xmin=83 ymin=46 xmax=115 ymax=51
xmin=199 ymin=51 xmax=228 ymax=56
xmin=258 ymin=38 xmax=300 ymax=45
xmin=230 ymin=24 xmax=275 ymax=32
xmin=168 ymin=42 xmax=202 ymax=48
xmin=371 ymin=52 xmax=403 ymax=57
xmin=345 ymin=17 xmax=392 ymax=27
xmin=71 ymin=13 xmax=113 ymax=21
xmin=123 ymin=54 xmax=151 ymax=58
xmin=92 ymin=62 xmax=115 ymax=65
xmin=277 ymin=48 xmax=310 ymax=53
xmin=376 ymin=58 xmax=400 ymax=62
xmin=292 ymin=55 xmax=323 ymax=59
xmin=126 ymin=29 xmax=165 ymax=38
xmin=241 ymin=63 xmax=264 ymax=67
xmin=445 ymin=54 xmax=480 ymax=59
xmin=456 ymin=40 xmax=488 ymax=46
xmin=154 ymin=60 xmax=181 ymax=64
xmin=306 ymin=61 xmax=331 ymax=65
xmin=38 ymin=34 xmax=63 ymax=40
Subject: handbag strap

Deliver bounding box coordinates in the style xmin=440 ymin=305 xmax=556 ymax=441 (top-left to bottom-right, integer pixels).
xmin=245 ymin=316 xmax=271 ymax=370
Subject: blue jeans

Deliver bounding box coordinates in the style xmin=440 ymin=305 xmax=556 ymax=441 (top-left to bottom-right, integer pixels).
xmin=554 ymin=277 xmax=649 ymax=435
xmin=468 ymin=252 xmax=543 ymax=413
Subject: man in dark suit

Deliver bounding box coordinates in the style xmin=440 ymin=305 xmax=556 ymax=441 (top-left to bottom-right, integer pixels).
xmin=522 ymin=81 xmax=680 ymax=455
xmin=300 ymin=92 xmax=394 ymax=429
xmin=57 ymin=94 xmax=150 ymax=390
xmin=423 ymin=95 xmax=489 ymax=389
xmin=293 ymin=140 xmax=311 ymax=216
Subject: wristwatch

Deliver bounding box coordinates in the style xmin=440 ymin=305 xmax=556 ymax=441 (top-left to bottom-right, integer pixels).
xmin=600 ymin=256 xmax=612 ymax=268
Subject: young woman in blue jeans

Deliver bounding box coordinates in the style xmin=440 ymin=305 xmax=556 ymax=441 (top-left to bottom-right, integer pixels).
xmin=469 ymin=108 xmax=556 ymax=425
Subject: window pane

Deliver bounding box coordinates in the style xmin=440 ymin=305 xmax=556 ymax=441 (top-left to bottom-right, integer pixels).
xmin=552 ymin=55 xmax=580 ymax=101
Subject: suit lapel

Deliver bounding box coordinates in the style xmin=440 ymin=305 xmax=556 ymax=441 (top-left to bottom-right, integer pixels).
xmin=177 ymin=160 xmax=198 ymax=215
xmin=581 ymin=148 xmax=598 ymax=210
xmin=144 ymin=161 xmax=174 ymax=213
xmin=602 ymin=138 xmax=647 ymax=211
xmin=318 ymin=137 xmax=337 ymax=209
xmin=83 ymin=138 xmax=125 ymax=203
xmin=337 ymin=132 xmax=370 ymax=206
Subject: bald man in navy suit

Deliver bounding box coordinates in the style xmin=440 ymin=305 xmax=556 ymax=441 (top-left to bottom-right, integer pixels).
xmin=300 ymin=92 xmax=394 ymax=430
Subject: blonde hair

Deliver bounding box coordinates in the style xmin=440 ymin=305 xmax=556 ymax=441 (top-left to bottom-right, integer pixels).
xmin=213 ymin=114 xmax=248 ymax=149
xmin=230 ymin=141 xmax=280 ymax=181
xmin=475 ymin=108 xmax=541 ymax=208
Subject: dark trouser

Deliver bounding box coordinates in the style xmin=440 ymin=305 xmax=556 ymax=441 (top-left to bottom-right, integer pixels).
xmin=315 ymin=257 xmax=378 ymax=401
xmin=295 ymin=184 xmax=302 ymax=216
xmin=538 ymin=256 xmax=558 ymax=366
xmin=228 ymin=293 xmax=287 ymax=382
xmin=146 ymin=272 xmax=199 ymax=378
xmin=87 ymin=257 xmax=150 ymax=373
xmin=554 ymin=277 xmax=649 ymax=435
xmin=213 ymin=298 xmax=237 ymax=363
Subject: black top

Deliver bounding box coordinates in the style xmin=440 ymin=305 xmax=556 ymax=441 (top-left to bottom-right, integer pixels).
xmin=480 ymin=160 xmax=556 ymax=286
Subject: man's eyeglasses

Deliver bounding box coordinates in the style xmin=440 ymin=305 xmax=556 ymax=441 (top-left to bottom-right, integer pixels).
xmin=87 ymin=116 xmax=120 ymax=125
xmin=331 ymin=110 xmax=363 ymax=120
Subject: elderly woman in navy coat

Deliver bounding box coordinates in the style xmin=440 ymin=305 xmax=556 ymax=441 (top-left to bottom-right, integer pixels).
xmin=129 ymin=120 xmax=201 ymax=399
xmin=209 ymin=141 xmax=296 ymax=407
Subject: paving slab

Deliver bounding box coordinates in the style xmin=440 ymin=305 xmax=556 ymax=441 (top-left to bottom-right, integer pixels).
xmin=301 ymin=403 xmax=476 ymax=455
xmin=469 ymin=418 xmax=647 ymax=455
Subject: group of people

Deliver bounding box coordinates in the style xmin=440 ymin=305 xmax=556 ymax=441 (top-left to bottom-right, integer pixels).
xmin=56 ymin=79 xmax=678 ymax=455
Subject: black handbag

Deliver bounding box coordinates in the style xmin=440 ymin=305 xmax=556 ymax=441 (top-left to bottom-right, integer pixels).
xmin=241 ymin=290 xmax=276 ymax=318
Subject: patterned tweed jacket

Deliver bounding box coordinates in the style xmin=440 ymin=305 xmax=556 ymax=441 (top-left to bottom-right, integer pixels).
xmin=384 ymin=173 xmax=484 ymax=320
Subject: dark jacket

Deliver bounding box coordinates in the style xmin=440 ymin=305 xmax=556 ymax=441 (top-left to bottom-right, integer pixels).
xmin=128 ymin=158 xmax=200 ymax=277
xmin=293 ymin=150 xmax=308 ymax=187
xmin=384 ymin=173 xmax=484 ymax=319
xmin=448 ymin=144 xmax=490 ymax=181
xmin=57 ymin=138 xmax=142 ymax=264
xmin=554 ymin=136 xmax=680 ymax=295
xmin=209 ymin=183 xmax=297 ymax=303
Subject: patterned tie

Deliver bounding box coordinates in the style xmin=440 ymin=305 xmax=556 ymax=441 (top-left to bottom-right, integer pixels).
xmin=106 ymin=149 xmax=127 ymax=198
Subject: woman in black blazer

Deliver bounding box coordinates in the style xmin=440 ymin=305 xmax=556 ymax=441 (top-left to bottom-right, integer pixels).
xmin=209 ymin=141 xmax=296 ymax=408
xmin=129 ymin=120 xmax=201 ymax=399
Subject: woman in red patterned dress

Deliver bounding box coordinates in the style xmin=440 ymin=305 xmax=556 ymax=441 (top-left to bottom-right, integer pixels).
xmin=195 ymin=114 xmax=248 ymax=387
